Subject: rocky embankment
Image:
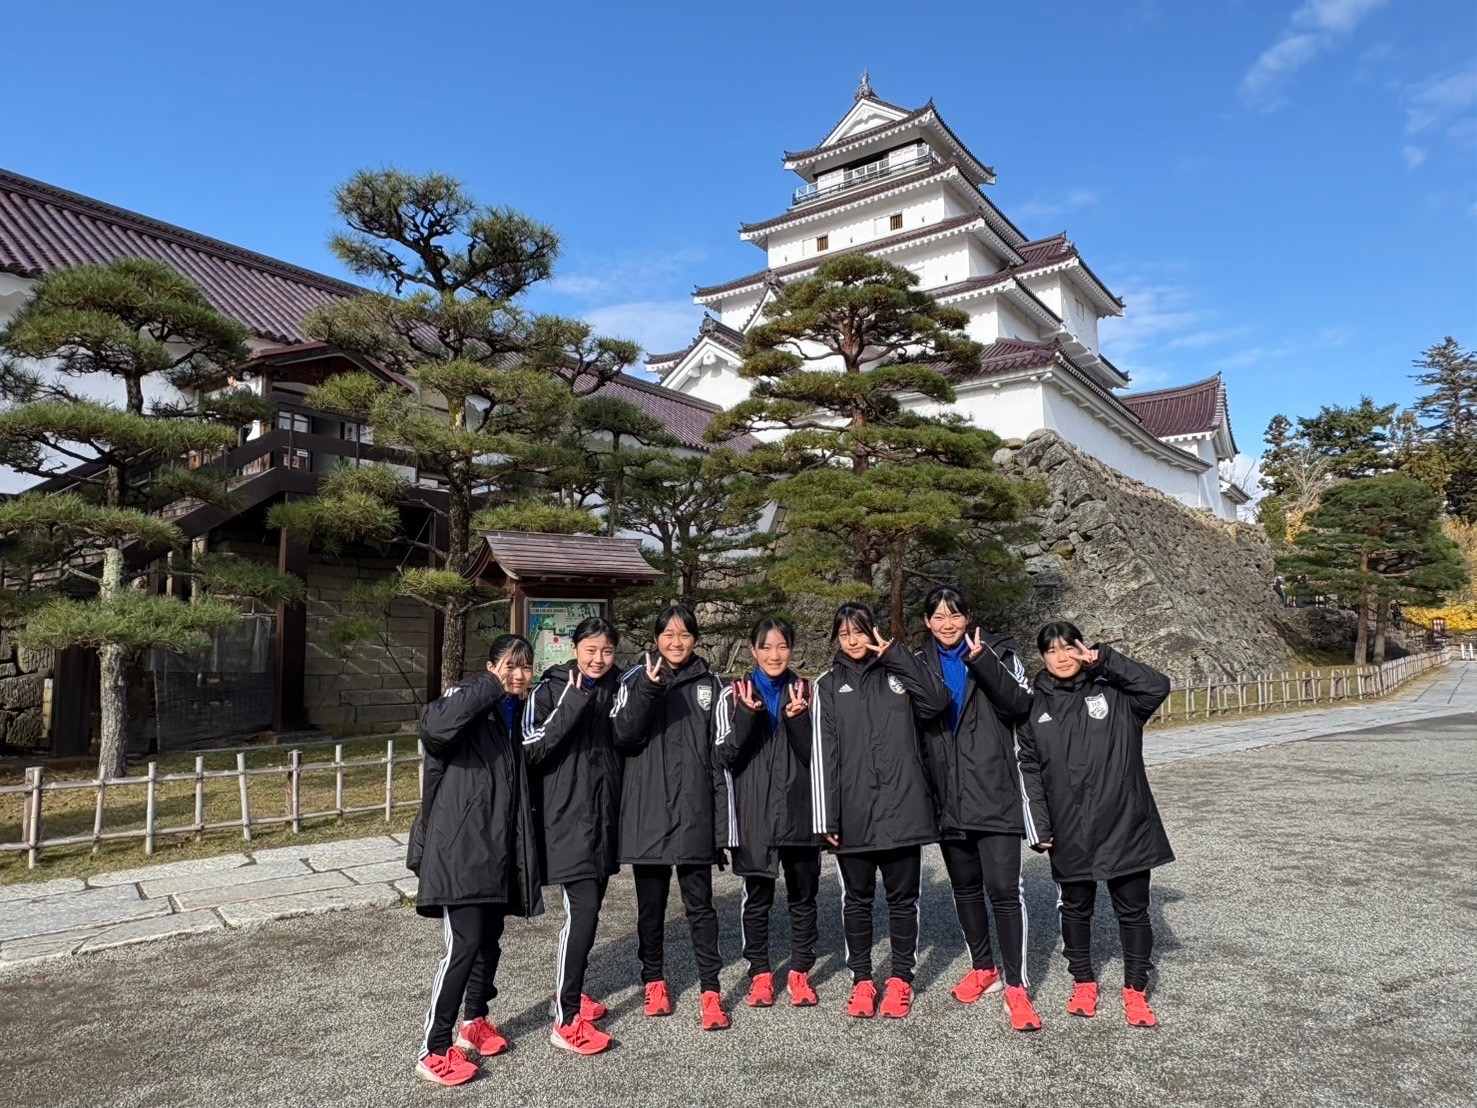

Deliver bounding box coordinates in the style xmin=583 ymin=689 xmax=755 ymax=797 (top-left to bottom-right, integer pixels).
xmin=997 ymin=431 xmax=1295 ymax=682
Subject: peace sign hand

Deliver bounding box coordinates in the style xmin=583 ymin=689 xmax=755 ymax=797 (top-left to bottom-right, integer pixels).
xmin=863 ymin=627 xmax=893 ymax=656
xmin=965 ymin=627 xmax=985 ymax=661
xmin=643 ymin=652 xmax=664 ymax=685
xmin=784 ymin=680 xmax=809 ymax=718
xmin=566 ymin=666 xmax=580 ymax=690
xmin=733 ymin=678 xmax=763 ymax=712
xmin=1067 ymin=641 xmax=1099 ymax=667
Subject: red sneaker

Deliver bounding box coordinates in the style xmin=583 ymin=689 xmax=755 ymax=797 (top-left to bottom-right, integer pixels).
xmin=1067 ymin=981 xmax=1098 ymax=1018
xmin=1002 ymin=985 xmax=1042 ymax=1031
xmin=879 ymin=977 xmax=913 ymax=1019
xmin=951 ymin=966 xmax=1003 ymax=1004
xmin=788 ymin=970 xmax=818 ymax=1007
xmin=700 ymin=989 xmax=730 ymax=1030
xmin=644 ymin=980 xmax=672 ymax=1017
xmin=1123 ymin=987 xmax=1157 ymax=1027
xmin=454 ymin=1016 xmax=508 ymax=1057
xmin=847 ymin=979 xmax=877 ymax=1018
xmin=581 ymin=994 xmax=608 ymax=1022
xmin=550 ymin=1013 xmax=612 ymax=1056
xmin=746 ymin=971 xmax=775 ymax=1007
xmin=415 ymin=1046 xmax=478 ymax=1086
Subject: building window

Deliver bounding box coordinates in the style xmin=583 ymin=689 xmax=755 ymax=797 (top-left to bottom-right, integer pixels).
xmin=889 ymin=212 xmax=903 ymax=231
xmin=816 ymin=234 xmax=829 ymax=251
xmin=277 ymin=411 xmax=310 ymax=434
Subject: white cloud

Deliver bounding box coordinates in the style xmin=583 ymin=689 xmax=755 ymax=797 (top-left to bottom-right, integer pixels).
xmin=582 ymin=299 xmax=705 ymax=362
xmin=1404 ymin=64 xmax=1477 ymax=140
xmin=1011 ymin=189 xmax=1099 ymax=224
xmin=1402 ymin=144 xmax=1428 ymax=168
xmin=1240 ymin=0 xmax=1389 ymax=109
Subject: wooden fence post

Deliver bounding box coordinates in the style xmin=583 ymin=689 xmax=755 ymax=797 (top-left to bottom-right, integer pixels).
xmin=237 ymin=752 xmax=253 ymax=843
xmin=91 ymin=777 xmax=106 ymax=856
xmin=417 ymin=740 xmax=425 ymax=799
xmin=144 ymin=761 xmax=158 ymax=855
xmin=334 ymin=744 xmax=345 ymax=820
xmin=289 ymin=749 xmax=302 ymax=835
xmin=193 ymin=756 xmax=205 ymax=842
xmin=384 ymin=739 xmax=395 ymax=822
xmin=25 ymin=766 xmax=42 ymax=870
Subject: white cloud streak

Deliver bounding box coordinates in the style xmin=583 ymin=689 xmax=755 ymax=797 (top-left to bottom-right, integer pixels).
xmin=1240 ymin=0 xmax=1389 ymax=109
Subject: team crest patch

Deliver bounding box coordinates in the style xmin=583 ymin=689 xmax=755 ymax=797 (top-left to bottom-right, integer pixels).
xmin=1085 ymin=694 xmax=1109 ymax=720
xmin=887 ymin=675 xmax=906 ymax=695
xmin=696 ymin=686 xmax=713 ymax=711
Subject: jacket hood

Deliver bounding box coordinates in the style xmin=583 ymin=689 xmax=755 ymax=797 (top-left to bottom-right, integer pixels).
xmin=540 ymin=660 xmax=620 ymax=687
xmin=1033 ymin=666 xmax=1093 ymax=694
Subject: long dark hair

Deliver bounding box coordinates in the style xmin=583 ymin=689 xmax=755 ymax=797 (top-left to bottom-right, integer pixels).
xmin=923 ymin=585 xmax=971 ymax=619
xmin=1036 ymin=621 xmax=1086 ymax=655
xmin=654 ymin=603 xmax=700 ymax=640
xmin=572 ymin=616 xmax=620 ymax=648
xmin=750 ymin=615 xmax=795 ymax=648
xmin=830 ymin=601 xmax=877 ymax=641
xmin=488 ymin=634 xmax=534 ymax=667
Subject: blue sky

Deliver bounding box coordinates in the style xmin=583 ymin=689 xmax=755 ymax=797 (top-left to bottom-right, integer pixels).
xmin=4 ymin=0 xmax=1474 ymax=463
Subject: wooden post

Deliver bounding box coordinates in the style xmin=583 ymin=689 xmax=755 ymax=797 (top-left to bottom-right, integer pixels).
xmin=91 ymin=777 xmax=106 ymax=855
xmin=384 ymin=739 xmax=395 ymax=822
xmin=334 ymin=743 xmax=345 ymax=819
xmin=289 ymin=749 xmax=302 ymax=835
xmin=237 ymin=752 xmax=253 ymax=842
xmin=193 ymin=756 xmax=205 ymax=841
xmin=417 ymin=740 xmax=425 ymax=798
xmin=25 ymin=766 xmax=42 ymax=869
xmin=144 ymin=761 xmax=158 ymax=855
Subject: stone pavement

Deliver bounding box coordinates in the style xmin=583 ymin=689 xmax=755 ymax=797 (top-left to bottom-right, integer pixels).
xmin=0 ymin=660 xmax=1470 ymax=972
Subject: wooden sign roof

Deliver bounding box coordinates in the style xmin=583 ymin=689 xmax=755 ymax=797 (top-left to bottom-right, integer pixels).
xmin=470 ymin=530 xmax=663 ymax=587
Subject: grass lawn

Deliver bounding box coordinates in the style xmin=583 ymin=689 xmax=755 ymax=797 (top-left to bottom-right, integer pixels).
xmin=0 ymin=735 xmax=422 ymax=886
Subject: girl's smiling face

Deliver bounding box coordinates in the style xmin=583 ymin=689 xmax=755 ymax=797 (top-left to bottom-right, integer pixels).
xmin=750 ymin=629 xmax=792 ymax=678
xmin=837 ymin=619 xmax=871 ymax=661
xmin=657 ymin=622 xmax=696 ymax=668
xmin=575 ymin=634 xmax=615 ymax=680
xmin=925 ymin=601 xmax=968 ymax=648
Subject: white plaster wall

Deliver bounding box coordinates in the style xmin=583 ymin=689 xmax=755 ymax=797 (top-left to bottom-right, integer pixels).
xmin=941 ymin=379 xmax=1047 ymax=441
xmin=717 ymin=291 xmax=763 ymax=329
xmin=1040 ymin=387 xmax=1207 ymax=506
xmin=768 ymin=191 xmax=946 ymax=267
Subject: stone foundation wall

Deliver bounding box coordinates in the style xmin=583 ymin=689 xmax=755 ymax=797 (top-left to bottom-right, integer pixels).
xmin=0 ymin=623 xmax=51 ymax=752
xmin=997 ymin=431 xmax=1295 ymax=683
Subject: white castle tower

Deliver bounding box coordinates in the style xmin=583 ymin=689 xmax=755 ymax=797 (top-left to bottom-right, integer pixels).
xmin=649 ymin=77 xmax=1246 ymax=519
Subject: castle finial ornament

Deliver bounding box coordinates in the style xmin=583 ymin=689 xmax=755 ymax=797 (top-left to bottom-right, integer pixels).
xmin=855 ymin=69 xmax=873 ymax=101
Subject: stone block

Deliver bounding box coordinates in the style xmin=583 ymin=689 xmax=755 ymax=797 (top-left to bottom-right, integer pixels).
xmin=6 ymin=712 xmax=44 ymax=749
xmin=15 ymin=644 xmax=53 ymax=674
xmin=0 ymin=927 xmax=96 ymax=964
xmin=89 ymin=854 xmax=252 ymax=890
xmin=343 ymin=860 xmax=415 ymax=885
xmin=139 ymin=859 xmax=310 ymax=900
xmin=306 ymin=706 xmax=354 ymax=725
xmin=354 ymin=705 xmax=416 ymax=725
xmin=0 ymin=877 xmax=86 ymax=903
xmin=77 ymin=909 xmax=225 ymax=953
xmin=172 ymin=870 xmax=350 ymax=911
xmin=0 ymin=884 xmax=171 ymax=942
xmin=0 ymin=674 xmax=44 ymax=710
xmin=392 ymin=877 xmax=419 ymax=899
xmin=251 ymin=835 xmax=402 ymax=869
xmin=215 ymin=881 xmax=400 ymax=926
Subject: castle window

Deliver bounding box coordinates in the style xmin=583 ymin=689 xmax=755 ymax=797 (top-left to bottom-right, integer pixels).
xmin=889 ymin=212 xmax=903 ymax=231
xmin=816 ymin=234 xmax=829 ymax=251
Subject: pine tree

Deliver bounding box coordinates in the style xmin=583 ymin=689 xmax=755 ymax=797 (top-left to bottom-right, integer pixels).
xmin=1278 ymin=475 xmax=1464 ymax=664
xmin=0 ymin=260 xmax=302 ymax=777
xmin=1410 ymin=337 xmax=1477 ymax=519
xmin=268 ymin=171 xmax=638 ymax=689
xmin=1295 ymin=396 xmax=1398 ymax=481
xmin=707 ymin=254 xmax=1035 ymax=634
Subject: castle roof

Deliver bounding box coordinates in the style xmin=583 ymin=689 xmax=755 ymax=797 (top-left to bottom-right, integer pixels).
xmin=782 ymin=99 xmax=996 ymax=187
xmin=1122 ymin=374 xmax=1237 ymax=454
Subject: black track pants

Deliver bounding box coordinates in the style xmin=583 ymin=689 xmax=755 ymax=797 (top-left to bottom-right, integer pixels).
xmin=834 ymin=846 xmax=923 ymax=984
xmin=633 ymin=863 xmax=722 ymax=993
xmin=553 ymin=876 xmax=608 ymax=1026
xmin=1058 ymin=869 xmax=1154 ymax=990
xmin=940 ymin=831 xmax=1028 ymax=986
xmin=740 ymin=846 xmax=822 ymax=975
xmin=421 ymin=904 xmax=507 ymax=1057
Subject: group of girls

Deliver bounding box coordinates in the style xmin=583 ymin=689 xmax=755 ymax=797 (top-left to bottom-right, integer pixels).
xmin=408 ymin=592 xmax=1174 ymax=1086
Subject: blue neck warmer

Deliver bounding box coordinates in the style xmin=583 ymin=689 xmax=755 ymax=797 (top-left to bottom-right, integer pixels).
xmin=751 ymin=668 xmax=786 ymax=730
xmin=939 ymin=640 xmax=970 ymax=728
xmin=501 ymin=694 xmax=521 ymax=737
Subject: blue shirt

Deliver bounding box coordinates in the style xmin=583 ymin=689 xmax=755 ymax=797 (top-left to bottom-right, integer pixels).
xmin=751 ymin=668 xmax=786 ymax=731
xmin=939 ymin=641 xmax=970 ymax=729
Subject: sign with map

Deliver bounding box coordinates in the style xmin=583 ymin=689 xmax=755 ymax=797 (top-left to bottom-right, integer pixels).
xmin=528 ymin=599 xmax=606 ymax=674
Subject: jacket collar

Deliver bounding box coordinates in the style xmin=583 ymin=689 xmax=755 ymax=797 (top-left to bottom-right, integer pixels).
xmin=1034 ymin=667 xmax=1092 ymax=695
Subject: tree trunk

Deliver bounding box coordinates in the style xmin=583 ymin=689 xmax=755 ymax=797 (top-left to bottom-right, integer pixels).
xmin=440 ymin=464 xmax=471 ymax=690
xmin=889 ymin=538 xmax=906 ymax=635
xmin=1372 ymin=599 xmax=1389 ymax=665
xmin=125 ymin=374 xmax=144 ymax=416
xmin=1354 ymin=584 xmax=1369 ymax=666
xmin=96 ymin=545 xmax=129 ymax=779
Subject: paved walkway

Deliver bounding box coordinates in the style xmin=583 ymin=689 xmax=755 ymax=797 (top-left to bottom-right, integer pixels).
xmin=1 ymin=661 xmax=1471 ymax=972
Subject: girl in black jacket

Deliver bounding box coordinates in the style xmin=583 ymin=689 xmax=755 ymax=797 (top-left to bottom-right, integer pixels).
xmin=610 ymin=604 xmax=734 ymax=1031
xmin=409 ymin=635 xmax=544 ymax=1087
xmin=715 ymin=615 xmax=819 ymax=1009
xmin=917 ymin=586 xmax=1041 ymax=1032
xmin=521 ymin=616 xmax=624 ymax=1056
xmin=1015 ymin=622 xmax=1174 ymax=1029
xmin=811 ymin=602 xmax=950 ymax=1020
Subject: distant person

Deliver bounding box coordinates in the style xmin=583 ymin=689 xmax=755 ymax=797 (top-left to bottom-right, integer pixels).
xmin=1273 ymin=575 xmax=1286 ymax=606
xmin=916 ymin=586 xmax=1041 ymax=1032
xmin=407 ymin=634 xmax=544 ymax=1086
xmin=521 ymin=617 xmax=625 ymax=1056
xmin=1391 ymin=603 xmax=1403 ymax=631
xmin=811 ymin=601 xmax=950 ymax=1020
xmin=1015 ymin=623 xmax=1173 ymax=1028
xmin=610 ymin=604 xmax=734 ymax=1031
xmin=715 ymin=616 xmax=820 ymax=1009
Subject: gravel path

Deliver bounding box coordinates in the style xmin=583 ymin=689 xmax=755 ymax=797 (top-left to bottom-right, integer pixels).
xmin=2 ymin=712 xmax=1473 ymax=1107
